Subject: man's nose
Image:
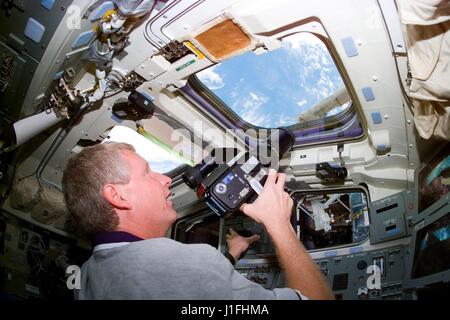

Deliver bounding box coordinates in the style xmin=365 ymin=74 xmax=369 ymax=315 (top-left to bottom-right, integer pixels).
xmin=160 ymin=174 xmax=172 ymax=187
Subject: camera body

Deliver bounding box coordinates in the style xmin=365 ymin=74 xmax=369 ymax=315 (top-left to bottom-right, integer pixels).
xmin=197 ymin=153 xmax=268 ymax=216
xmin=315 ymin=162 xmax=348 ymax=183
xmin=183 ymin=128 xmax=295 ymax=216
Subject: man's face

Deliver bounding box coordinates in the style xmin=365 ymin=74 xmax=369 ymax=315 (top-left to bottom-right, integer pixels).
xmin=121 ymin=150 xmax=177 ymax=233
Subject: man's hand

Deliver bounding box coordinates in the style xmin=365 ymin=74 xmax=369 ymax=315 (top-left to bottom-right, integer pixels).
xmin=226 ymin=228 xmax=260 ymax=261
xmin=239 ymin=169 xmax=334 ymax=300
xmin=240 ymin=169 xmax=293 ymax=233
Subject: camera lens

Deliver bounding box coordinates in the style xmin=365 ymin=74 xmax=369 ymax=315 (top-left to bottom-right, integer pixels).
xmin=182 ymin=148 xmax=239 ymax=190
xmin=182 ymin=167 xmax=203 ymax=189
xmin=254 ymin=128 xmax=295 ymax=165
xmin=182 ymin=153 xmax=218 ymax=190
xmin=276 ymin=128 xmax=296 ymax=157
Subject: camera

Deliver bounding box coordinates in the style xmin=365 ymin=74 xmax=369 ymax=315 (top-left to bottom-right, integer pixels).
xmin=315 ymin=162 xmax=348 ymax=183
xmin=182 ymin=128 xmax=295 ymax=216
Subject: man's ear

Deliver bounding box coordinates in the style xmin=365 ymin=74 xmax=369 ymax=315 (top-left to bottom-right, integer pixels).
xmin=102 ymin=184 xmax=132 ymax=210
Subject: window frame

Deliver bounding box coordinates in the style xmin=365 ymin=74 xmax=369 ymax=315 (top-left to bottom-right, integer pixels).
xmin=291 ymin=186 xmax=372 ymax=253
xmin=183 ymin=31 xmax=366 ymax=148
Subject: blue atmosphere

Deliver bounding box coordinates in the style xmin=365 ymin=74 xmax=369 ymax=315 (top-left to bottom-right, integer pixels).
xmin=197 ymin=33 xmax=347 ymax=128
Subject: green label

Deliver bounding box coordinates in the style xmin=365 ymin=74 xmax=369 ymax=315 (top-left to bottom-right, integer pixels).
xmin=176 ymin=59 xmax=196 ymax=71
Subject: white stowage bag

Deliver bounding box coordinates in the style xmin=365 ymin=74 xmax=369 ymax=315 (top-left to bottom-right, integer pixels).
xmin=10 ymin=174 xmax=69 ymax=226
xmin=10 ymin=175 xmax=41 ymax=211
xmin=30 ymin=186 xmax=67 ymax=225
xmin=397 ymin=0 xmax=450 ymax=140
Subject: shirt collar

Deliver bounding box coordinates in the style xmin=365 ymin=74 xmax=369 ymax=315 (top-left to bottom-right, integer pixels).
xmin=92 ymin=231 xmax=143 ymax=247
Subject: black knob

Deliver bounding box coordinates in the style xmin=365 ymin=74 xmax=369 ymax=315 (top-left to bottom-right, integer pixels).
xmin=357 ymin=260 xmax=368 ymax=270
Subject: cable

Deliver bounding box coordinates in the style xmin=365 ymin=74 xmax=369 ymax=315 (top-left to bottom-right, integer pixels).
xmin=35 ymin=101 xmax=92 ymax=191
xmin=12 ymin=123 xmax=70 ymax=190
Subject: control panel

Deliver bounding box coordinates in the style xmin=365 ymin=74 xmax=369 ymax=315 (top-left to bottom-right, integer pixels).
xmin=220 ymin=214 xmax=280 ymax=289
xmin=234 ymin=258 xmax=281 ymax=290
xmin=0 ymin=0 xmax=73 ymax=121
xmin=0 ymin=40 xmax=38 ymax=120
xmin=221 ymin=213 xmax=408 ymax=299
xmin=313 ymin=246 xmax=408 ymax=300
xmin=369 ymin=192 xmax=407 ymax=244
xmin=0 ymin=0 xmax=74 ymax=61
xmin=0 ymin=212 xmax=90 ymax=299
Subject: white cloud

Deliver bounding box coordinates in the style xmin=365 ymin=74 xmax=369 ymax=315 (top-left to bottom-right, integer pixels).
xmin=297 ymin=99 xmax=308 ymax=107
xmin=241 ymin=108 xmax=271 ymax=127
xmin=317 ymin=73 xmax=334 ymax=98
xmin=233 ymin=91 xmax=271 ymax=127
xmin=197 ymin=65 xmax=224 ymax=90
xmin=282 ymin=32 xmax=343 ymax=101
xmin=284 ymin=33 xmax=326 ymax=73
xmin=277 ymin=114 xmax=295 ymax=126
xmin=302 ymin=62 xmax=341 ymax=101
xmin=284 ymin=32 xmax=322 ymax=49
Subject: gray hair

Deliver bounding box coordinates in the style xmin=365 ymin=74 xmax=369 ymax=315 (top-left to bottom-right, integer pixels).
xmin=62 ymin=142 xmax=135 ymax=237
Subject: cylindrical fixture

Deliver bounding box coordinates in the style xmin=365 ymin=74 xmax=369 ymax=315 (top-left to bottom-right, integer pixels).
xmin=13 ymin=109 xmax=63 ymax=146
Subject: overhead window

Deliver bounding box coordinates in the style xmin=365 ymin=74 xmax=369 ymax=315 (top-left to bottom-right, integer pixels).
xmin=139 ymin=135 xmax=187 ymax=174
xmin=189 ymin=32 xmax=363 ymax=145
xmin=102 ymin=125 xmax=187 ymax=174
